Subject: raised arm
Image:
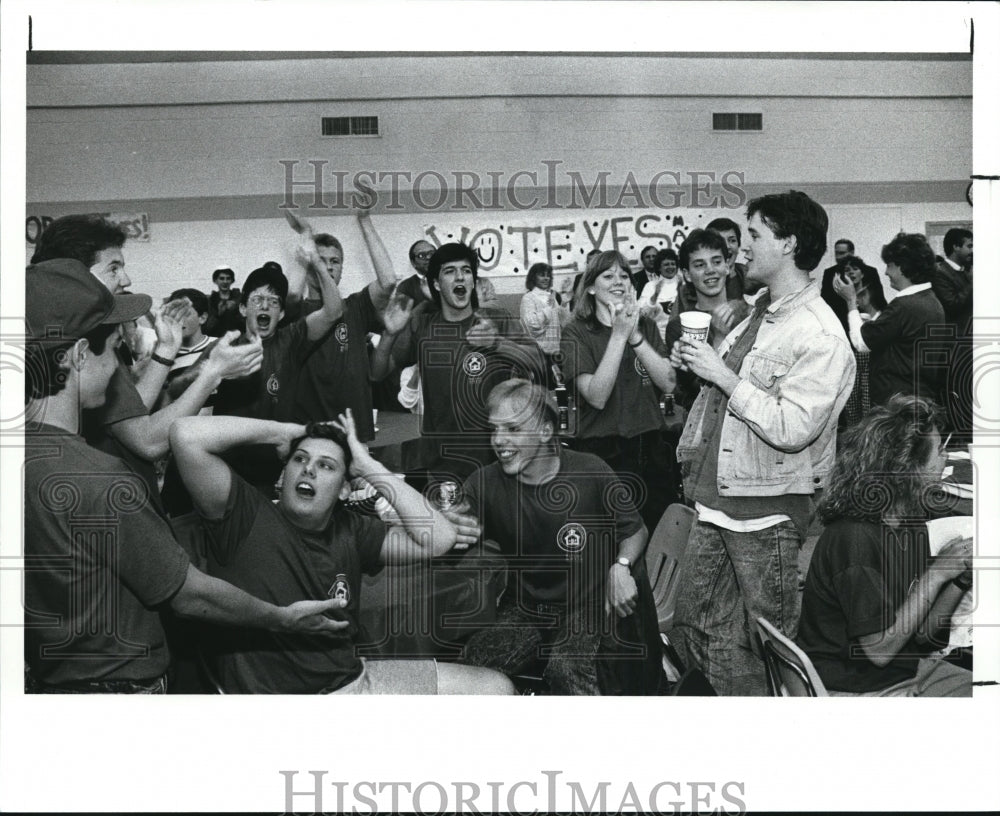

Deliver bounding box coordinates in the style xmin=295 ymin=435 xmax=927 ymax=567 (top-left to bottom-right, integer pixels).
xmin=357 ymin=210 xmax=397 ymax=311
xmin=304 ymin=258 xmax=345 ymax=342
xmin=170 ymin=414 xmax=306 ymax=520
xmin=284 ymin=208 xmax=317 ymax=305
xmin=109 ymin=333 xmax=264 ymax=460
xmin=832 ymin=273 xmax=871 ymax=352
xmin=370 ymin=294 xmax=415 ymax=382
xmin=333 ymin=410 xmax=461 ymax=563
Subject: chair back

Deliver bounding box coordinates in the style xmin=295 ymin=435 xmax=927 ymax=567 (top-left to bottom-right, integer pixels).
xmin=755 ymin=616 xmax=828 ymax=697
xmin=644 ymin=503 xmax=697 ymax=633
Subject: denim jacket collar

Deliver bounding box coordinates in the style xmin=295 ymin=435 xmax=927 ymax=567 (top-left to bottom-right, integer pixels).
xmin=760 ymin=281 xmax=820 ymax=316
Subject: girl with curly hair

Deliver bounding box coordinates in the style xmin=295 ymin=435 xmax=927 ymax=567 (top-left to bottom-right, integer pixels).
xmin=797 ymin=395 xmax=972 ymax=696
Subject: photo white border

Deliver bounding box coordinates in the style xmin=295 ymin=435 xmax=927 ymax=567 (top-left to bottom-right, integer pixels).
xmin=2 ymin=1 xmax=998 ymax=812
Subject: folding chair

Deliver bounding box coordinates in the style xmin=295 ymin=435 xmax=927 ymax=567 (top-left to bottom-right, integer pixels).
xmin=644 ymin=503 xmax=697 ymax=633
xmin=643 ymin=503 xmax=697 ymax=681
xmin=756 ymin=616 xmax=828 ymax=697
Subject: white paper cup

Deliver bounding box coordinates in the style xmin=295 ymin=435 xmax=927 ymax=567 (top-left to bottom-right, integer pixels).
xmin=679 ymin=311 xmax=712 ymax=342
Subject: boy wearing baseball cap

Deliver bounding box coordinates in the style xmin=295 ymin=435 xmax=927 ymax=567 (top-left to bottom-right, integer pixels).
xmin=30 ymin=214 xmax=263 ymax=515
xmin=23 ymin=259 xmax=348 ymax=693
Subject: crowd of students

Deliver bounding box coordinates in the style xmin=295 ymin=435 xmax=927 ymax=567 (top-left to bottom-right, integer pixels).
xmin=22 ymin=191 xmax=974 ymax=696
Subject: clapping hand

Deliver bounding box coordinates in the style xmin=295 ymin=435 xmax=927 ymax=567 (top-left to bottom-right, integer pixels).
xmin=831 ymin=272 xmax=858 ymax=308
xmin=381 ymin=293 xmax=414 ymax=336
xmin=283 ymin=208 xmax=315 ymax=237
xmin=154 ymin=298 xmax=191 ymax=356
xmin=466 ymin=314 xmax=502 ymax=349
xmin=295 ymin=241 xmax=324 ymax=275
xmin=611 ymin=289 xmax=641 ymax=342
xmin=711 ymin=300 xmax=748 ymax=339
xmin=207 ymin=331 xmax=263 ymax=379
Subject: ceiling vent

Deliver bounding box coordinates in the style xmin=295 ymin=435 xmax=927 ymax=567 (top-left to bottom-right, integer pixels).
xmin=321 ymin=116 xmax=380 ymax=136
xmin=712 ymin=112 xmax=762 ymax=131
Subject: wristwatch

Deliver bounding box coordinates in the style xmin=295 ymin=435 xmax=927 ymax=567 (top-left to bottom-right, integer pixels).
xmin=952 ymin=572 xmax=973 ymax=592
xmin=615 ymin=556 xmax=631 ymax=569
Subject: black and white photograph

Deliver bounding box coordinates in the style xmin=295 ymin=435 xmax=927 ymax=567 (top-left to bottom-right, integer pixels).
xmin=1 ymin=0 xmax=998 ymax=812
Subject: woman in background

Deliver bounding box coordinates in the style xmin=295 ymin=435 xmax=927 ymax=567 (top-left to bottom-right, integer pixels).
xmin=559 ymin=251 xmax=680 ymax=532
xmin=521 ymin=262 xmax=567 ymax=384
xmin=839 ymin=256 xmax=887 ymax=425
xmin=833 ymin=232 xmax=945 ymax=408
xmin=797 ymin=395 xmax=972 ymax=696
xmin=637 ymin=248 xmax=681 ymax=341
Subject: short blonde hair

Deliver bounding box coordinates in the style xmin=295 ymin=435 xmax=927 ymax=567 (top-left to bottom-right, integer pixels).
xmin=486 ymin=379 xmax=558 ymax=434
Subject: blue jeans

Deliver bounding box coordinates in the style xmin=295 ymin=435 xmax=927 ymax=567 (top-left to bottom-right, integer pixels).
xmin=673 ymin=519 xmax=801 ymax=696
xmin=24 ymin=664 xmax=168 ymax=694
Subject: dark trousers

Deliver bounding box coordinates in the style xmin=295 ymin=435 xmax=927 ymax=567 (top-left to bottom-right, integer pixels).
xmin=572 ymin=430 xmax=682 ymax=533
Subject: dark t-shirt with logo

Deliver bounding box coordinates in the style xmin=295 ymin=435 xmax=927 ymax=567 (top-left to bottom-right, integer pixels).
xmin=213 ymin=318 xmax=311 ymax=422
xmin=393 ymin=308 xmax=545 ymax=436
xmin=292 ymin=290 xmax=382 ymax=441
xmin=462 ymin=449 xmax=643 ymax=607
xmin=559 ymin=316 xmax=666 ymax=439
xmin=202 ymin=472 xmax=386 ymax=694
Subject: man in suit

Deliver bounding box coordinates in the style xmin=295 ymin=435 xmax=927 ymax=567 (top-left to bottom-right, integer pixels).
xmin=931 ymin=227 xmax=973 ymax=443
xmin=631 ymin=244 xmax=658 ymax=293
xmin=820 ymin=238 xmax=855 ymax=335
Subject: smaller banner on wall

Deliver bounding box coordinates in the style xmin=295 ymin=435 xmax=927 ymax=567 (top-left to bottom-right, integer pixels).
xmin=25 ymin=211 xmax=150 ymax=246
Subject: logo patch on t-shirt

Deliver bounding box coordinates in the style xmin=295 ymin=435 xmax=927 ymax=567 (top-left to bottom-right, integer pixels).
xmin=266 ymin=372 xmax=280 ymax=396
xmin=335 ymin=323 xmax=349 ymax=347
xmin=463 ymin=351 xmax=487 ymax=377
xmin=633 ymin=357 xmax=651 ymax=385
xmin=327 ymin=574 xmax=351 ymax=603
xmin=556 ymin=522 xmax=587 ymax=554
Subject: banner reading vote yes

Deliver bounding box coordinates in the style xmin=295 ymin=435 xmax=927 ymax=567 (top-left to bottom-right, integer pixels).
xmin=421 ymin=208 xmax=727 ymax=276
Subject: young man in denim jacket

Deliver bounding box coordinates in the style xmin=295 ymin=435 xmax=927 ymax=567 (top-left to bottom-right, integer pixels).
xmin=670 ymin=190 xmax=856 ymax=696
